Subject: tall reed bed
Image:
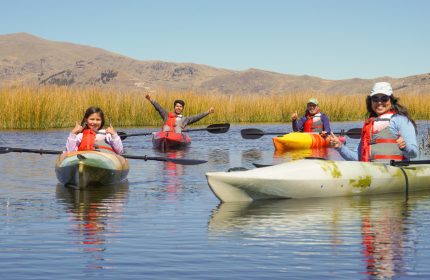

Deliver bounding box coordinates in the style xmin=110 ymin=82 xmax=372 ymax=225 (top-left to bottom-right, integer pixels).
xmin=0 ymin=86 xmax=429 ymax=129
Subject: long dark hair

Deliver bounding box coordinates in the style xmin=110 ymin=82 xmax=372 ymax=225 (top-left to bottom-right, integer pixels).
xmin=80 ymin=106 xmax=105 ymax=129
xmin=365 ymin=95 xmax=417 ymax=133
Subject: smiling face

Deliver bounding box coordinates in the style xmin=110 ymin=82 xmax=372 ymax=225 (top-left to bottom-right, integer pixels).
xmin=307 ymin=103 xmax=318 ymax=115
xmin=174 ymin=103 xmax=184 ymax=115
xmin=371 ymin=94 xmax=392 ymax=116
xmin=85 ymin=112 xmax=102 ymax=131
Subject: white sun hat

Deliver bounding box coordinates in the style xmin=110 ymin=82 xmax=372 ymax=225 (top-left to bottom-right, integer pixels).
xmin=370 ymin=82 xmax=393 ymax=96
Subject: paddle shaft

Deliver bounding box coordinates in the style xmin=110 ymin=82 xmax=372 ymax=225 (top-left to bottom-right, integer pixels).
xmin=117 ymin=123 xmax=230 ymax=140
xmin=122 ymin=155 xmax=207 ymax=165
xmin=0 ymin=147 xmax=206 ymax=165
xmin=391 ymin=160 xmax=430 ymax=166
xmin=241 ymin=128 xmax=362 ymax=139
xmin=0 ymin=147 xmax=62 ymax=155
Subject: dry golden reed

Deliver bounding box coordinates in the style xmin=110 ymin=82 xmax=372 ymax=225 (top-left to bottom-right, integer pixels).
xmin=0 ymin=86 xmax=429 ymax=129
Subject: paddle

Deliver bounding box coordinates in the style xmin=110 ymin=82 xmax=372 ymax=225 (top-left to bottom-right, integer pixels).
xmin=240 ymin=128 xmax=362 ymax=140
xmin=252 ymin=159 xmax=430 ymax=168
xmin=117 ymin=123 xmax=230 ymax=140
xmin=183 ymin=123 xmax=230 ymax=134
xmin=390 ymin=159 xmax=430 ymax=167
xmin=121 ymin=155 xmax=207 ymax=165
xmin=252 ymin=163 xmax=273 ymax=168
xmin=117 ymin=131 xmax=153 ymax=140
xmin=0 ymin=147 xmax=207 ymax=165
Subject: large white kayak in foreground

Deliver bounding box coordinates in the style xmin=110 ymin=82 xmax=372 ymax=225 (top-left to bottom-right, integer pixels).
xmin=206 ymin=159 xmax=430 ymax=202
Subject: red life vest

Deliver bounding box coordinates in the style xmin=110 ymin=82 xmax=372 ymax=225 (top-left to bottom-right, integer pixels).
xmin=303 ymin=110 xmax=323 ymax=133
xmin=163 ymin=112 xmax=177 ymax=132
xmin=78 ymin=129 xmax=115 ymax=153
xmin=360 ymin=111 xmax=404 ymax=162
xmin=78 ymin=129 xmax=96 ymax=151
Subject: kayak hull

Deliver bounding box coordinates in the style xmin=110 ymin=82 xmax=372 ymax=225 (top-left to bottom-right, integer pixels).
xmin=206 ymin=159 xmax=430 ymax=202
xmin=272 ymin=132 xmax=329 ymax=151
xmin=55 ymin=151 xmax=129 ymax=189
xmin=152 ymin=131 xmax=191 ymax=151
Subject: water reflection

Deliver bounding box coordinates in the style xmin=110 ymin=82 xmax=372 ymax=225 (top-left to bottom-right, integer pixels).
xmin=241 ymin=149 xmax=263 ymax=162
xmin=358 ymin=196 xmax=410 ymax=278
xmin=208 ymin=193 xmax=426 ymax=279
xmin=56 ymin=182 xmax=129 ymax=268
xmin=163 ymin=151 xmax=185 ymax=197
xmin=208 ymin=148 xmax=230 ymax=165
xmin=273 ymin=148 xmax=328 ymax=161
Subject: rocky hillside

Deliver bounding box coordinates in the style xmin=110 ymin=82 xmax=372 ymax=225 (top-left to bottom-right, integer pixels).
xmin=1 ymin=33 xmax=429 ymax=95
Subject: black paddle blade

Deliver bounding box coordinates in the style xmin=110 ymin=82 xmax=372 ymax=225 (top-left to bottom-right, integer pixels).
xmin=0 ymin=147 xmax=11 ymax=154
xmin=343 ymin=128 xmax=362 ymax=139
xmin=118 ymin=132 xmax=128 ymax=140
xmin=252 ymin=163 xmax=273 ymax=168
xmin=151 ymin=157 xmax=207 ymax=165
xmin=118 ymin=131 xmax=154 ymax=140
xmin=206 ymin=123 xmax=230 ymax=134
xmin=0 ymin=147 xmax=62 ymax=155
xmin=240 ymin=128 xmax=265 ymax=139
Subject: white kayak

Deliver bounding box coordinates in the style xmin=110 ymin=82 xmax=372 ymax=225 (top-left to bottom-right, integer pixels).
xmin=206 ymin=158 xmax=430 ymax=202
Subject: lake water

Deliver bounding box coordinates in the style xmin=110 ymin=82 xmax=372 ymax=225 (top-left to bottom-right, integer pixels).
xmin=1 ymin=121 xmax=430 ymax=279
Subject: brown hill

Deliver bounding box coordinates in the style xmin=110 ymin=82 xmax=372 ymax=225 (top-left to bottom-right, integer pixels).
xmin=1 ymin=32 xmax=429 ymax=95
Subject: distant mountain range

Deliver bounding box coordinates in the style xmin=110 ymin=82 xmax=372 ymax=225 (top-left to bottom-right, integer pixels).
xmin=1 ymin=33 xmax=429 ymax=95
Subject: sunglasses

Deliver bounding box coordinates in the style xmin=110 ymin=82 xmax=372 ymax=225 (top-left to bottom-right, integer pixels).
xmin=371 ymin=95 xmax=390 ymax=103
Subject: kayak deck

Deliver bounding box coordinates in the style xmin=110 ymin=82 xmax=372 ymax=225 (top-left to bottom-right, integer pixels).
xmin=273 ymin=132 xmax=345 ymax=152
xmin=206 ymin=159 xmax=430 ymax=202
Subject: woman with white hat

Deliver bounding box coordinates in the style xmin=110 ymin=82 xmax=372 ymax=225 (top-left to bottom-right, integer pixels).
xmin=328 ymin=82 xmax=418 ymax=162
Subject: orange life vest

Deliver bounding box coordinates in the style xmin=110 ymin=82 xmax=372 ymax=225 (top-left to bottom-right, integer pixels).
xmin=303 ymin=110 xmax=323 ymax=133
xmin=78 ymin=129 xmax=115 ymax=153
xmin=78 ymin=129 xmax=96 ymax=151
xmin=163 ymin=112 xmax=177 ymax=132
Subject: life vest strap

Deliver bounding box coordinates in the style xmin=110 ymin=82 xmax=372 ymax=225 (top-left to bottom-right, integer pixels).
xmin=373 ymin=155 xmax=404 ymax=160
xmin=374 ymin=139 xmax=397 ymax=144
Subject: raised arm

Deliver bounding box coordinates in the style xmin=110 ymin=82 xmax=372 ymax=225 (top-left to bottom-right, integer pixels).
xmin=182 ymin=107 xmax=214 ymax=127
xmin=292 ymin=114 xmax=306 ymax=132
xmin=146 ymin=94 xmax=168 ymax=121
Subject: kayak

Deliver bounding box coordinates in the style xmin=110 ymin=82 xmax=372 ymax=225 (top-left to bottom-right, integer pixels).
xmin=152 ymin=131 xmax=191 ymax=151
xmin=55 ymin=151 xmax=129 ymax=189
xmin=206 ymin=158 xmax=430 ymax=202
xmin=272 ymin=132 xmax=345 ymax=151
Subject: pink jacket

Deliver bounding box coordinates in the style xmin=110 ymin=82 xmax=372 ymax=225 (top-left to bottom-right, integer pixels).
xmin=66 ymin=129 xmax=124 ymax=154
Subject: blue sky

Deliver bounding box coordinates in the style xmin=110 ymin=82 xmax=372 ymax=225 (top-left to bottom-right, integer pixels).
xmin=1 ymin=0 xmax=429 ymax=80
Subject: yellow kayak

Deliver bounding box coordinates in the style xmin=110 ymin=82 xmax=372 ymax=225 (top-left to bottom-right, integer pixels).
xmin=272 ymin=132 xmax=330 ymax=151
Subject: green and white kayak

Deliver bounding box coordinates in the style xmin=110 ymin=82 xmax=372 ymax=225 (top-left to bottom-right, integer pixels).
xmin=206 ymin=158 xmax=430 ymax=202
xmin=55 ymin=151 xmax=129 ymax=189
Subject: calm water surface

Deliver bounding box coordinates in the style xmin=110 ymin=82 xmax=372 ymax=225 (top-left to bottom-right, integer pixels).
xmin=1 ymin=122 xmax=430 ymax=279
